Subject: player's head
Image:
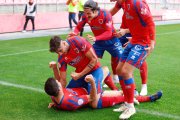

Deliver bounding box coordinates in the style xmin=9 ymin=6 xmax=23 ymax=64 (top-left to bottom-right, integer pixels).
xmin=84 ymin=0 xmax=100 ymax=20
xmin=49 ymin=36 xmax=62 ymax=53
xmin=44 ymin=77 xmax=61 ymax=97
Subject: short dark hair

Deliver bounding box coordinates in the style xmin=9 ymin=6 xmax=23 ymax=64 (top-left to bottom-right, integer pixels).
xmin=44 ymin=77 xmax=59 ymax=97
xmin=49 ymin=36 xmax=62 ymax=53
xmin=84 ymin=0 xmax=100 ymax=11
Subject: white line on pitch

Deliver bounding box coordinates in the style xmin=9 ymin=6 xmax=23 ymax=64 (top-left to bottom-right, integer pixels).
xmin=0 ymin=80 xmax=44 ymax=93
xmin=156 ymin=30 xmax=180 ymax=36
xmin=0 ymin=49 xmax=48 ymax=58
xmin=0 ymin=80 xmax=180 ymax=119
xmin=137 ymin=108 xmax=180 ymax=120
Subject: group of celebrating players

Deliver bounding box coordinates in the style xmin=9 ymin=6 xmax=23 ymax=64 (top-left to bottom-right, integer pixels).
xmin=44 ymin=0 xmax=162 ymax=119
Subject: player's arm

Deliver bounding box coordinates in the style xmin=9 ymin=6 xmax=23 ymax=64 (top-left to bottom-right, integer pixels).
xmin=85 ymin=75 xmax=99 ymax=108
xmin=136 ymin=1 xmax=156 ymax=55
xmin=68 ymin=15 xmax=86 ymax=38
xmin=71 ymin=47 xmax=98 ymax=80
xmin=59 ymin=71 xmax=67 ymax=88
xmin=109 ymin=2 xmax=121 ymax=16
xmin=49 ymin=61 xmax=60 ymax=82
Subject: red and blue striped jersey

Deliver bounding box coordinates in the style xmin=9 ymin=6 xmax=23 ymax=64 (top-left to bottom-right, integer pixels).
xmin=115 ymin=0 xmax=155 ymax=46
xmin=58 ymin=36 xmax=100 ymax=73
xmin=51 ymin=88 xmax=89 ymax=111
xmin=74 ymin=9 xmax=116 ymax=41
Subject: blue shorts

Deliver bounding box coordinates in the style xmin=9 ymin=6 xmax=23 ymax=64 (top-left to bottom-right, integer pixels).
xmin=93 ymin=37 xmax=123 ymax=59
xmin=120 ymin=43 xmax=148 ymax=68
xmin=119 ymin=33 xmax=132 ymax=46
xmin=66 ymin=67 xmax=103 ymax=94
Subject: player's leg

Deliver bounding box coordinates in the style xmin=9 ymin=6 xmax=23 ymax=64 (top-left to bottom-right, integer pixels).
xmin=114 ymin=43 xmax=131 ymax=112
xmin=119 ymin=62 xmax=136 ymax=119
xmin=139 ymin=61 xmax=148 ymax=96
xmin=90 ymin=67 xmax=104 ymax=94
xmin=104 ymin=72 xmax=119 ymax=90
xmin=101 ymin=90 xmax=124 ymax=108
xmin=136 ymin=90 xmax=163 ymax=102
xmin=107 ymin=37 xmax=123 ymax=84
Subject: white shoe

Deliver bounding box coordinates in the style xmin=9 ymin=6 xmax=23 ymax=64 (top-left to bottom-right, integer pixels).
xmin=103 ymin=84 xmax=108 ymax=88
xmin=140 ymin=84 xmax=148 ymax=96
xmin=119 ymin=106 xmax=136 ymax=119
xmin=134 ymin=98 xmax=139 ymax=105
xmin=22 ymin=30 xmax=26 ymax=33
xmin=113 ymin=75 xmax=119 ymax=83
xmin=113 ymin=103 xmax=127 ymax=112
xmin=134 ymin=89 xmax=139 ymax=96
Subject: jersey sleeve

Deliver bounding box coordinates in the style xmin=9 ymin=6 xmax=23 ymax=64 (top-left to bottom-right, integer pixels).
xmin=58 ymin=55 xmax=67 ymax=72
xmin=61 ymin=95 xmax=89 ymax=110
xmin=135 ymin=1 xmax=156 ymax=41
xmin=74 ymin=15 xmax=87 ymax=34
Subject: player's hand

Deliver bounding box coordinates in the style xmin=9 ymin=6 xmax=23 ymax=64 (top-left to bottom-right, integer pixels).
xmin=144 ymin=40 xmax=155 ymax=57
xmin=67 ymin=32 xmax=77 ymax=38
xmin=49 ymin=61 xmax=57 ymax=69
xmin=113 ymin=31 xmax=122 ymax=38
xmin=86 ymin=34 xmax=96 ymax=42
xmin=71 ymin=72 xmax=81 ymax=80
xmin=85 ymin=74 xmax=94 ymax=83
xmin=48 ymin=102 xmax=54 ymax=109
xmin=113 ymin=30 xmax=125 ymax=38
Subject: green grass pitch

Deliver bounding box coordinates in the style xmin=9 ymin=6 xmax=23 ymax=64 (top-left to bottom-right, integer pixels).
xmin=0 ymin=24 xmax=180 ymax=120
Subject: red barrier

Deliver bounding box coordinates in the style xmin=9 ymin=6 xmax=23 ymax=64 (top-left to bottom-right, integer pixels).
xmin=0 ymin=12 xmax=71 ymax=33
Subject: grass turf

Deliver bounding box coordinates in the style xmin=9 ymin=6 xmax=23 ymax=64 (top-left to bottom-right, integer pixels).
xmin=0 ymin=24 xmax=180 ymax=120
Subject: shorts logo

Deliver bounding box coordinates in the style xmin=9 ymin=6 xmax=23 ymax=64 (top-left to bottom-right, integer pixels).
xmin=114 ymin=42 xmax=120 ymax=47
xmin=135 ymin=45 xmax=142 ymax=51
xmin=131 ymin=55 xmax=136 ymax=60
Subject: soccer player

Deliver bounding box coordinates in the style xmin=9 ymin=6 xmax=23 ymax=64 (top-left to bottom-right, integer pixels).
xmin=110 ymin=0 xmax=156 ymax=119
xmin=49 ymin=35 xmax=117 ymax=95
xmin=45 ymin=66 xmax=162 ymax=111
xmin=68 ymin=0 xmax=123 ymax=83
xmin=110 ymin=0 xmax=148 ymax=96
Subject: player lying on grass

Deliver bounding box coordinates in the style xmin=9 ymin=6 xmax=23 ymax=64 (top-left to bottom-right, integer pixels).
xmin=44 ymin=66 xmax=162 ymax=110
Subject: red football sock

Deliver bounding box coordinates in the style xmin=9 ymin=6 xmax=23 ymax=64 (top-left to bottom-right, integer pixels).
xmin=136 ymin=96 xmax=150 ymax=102
xmin=140 ymin=61 xmax=148 ymax=84
xmin=104 ymin=73 xmax=118 ymax=90
xmin=119 ymin=76 xmax=128 ymax=102
xmin=124 ymin=78 xmax=135 ymax=103
xmin=102 ymin=95 xmax=125 ymax=108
